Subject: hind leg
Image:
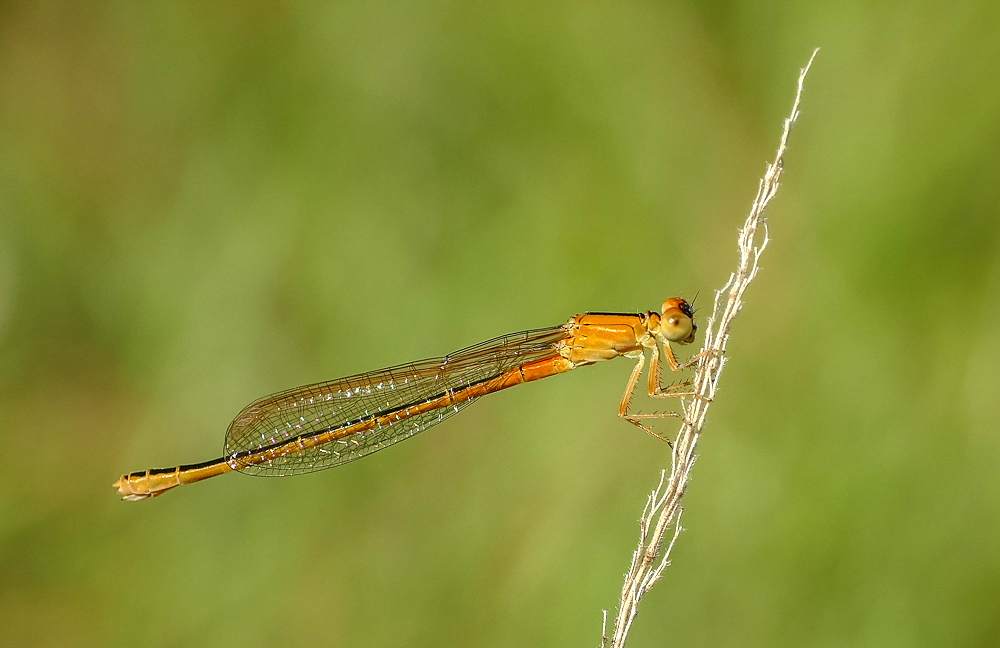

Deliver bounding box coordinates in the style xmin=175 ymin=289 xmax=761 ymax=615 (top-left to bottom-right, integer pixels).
xmin=617 ymin=352 xmax=682 ymax=446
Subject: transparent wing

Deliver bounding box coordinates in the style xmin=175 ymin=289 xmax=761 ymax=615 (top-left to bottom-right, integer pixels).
xmin=224 ymin=326 xmax=570 ymax=476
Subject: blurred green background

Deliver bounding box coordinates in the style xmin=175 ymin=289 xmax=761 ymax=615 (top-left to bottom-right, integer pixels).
xmin=2 ymin=1 xmax=999 ymax=646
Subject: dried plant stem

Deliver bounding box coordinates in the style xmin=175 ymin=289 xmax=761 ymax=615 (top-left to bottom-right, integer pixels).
xmin=606 ymin=49 xmax=818 ymax=648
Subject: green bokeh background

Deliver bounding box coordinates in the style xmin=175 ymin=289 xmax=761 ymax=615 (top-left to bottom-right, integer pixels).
xmin=2 ymin=1 xmax=999 ymax=646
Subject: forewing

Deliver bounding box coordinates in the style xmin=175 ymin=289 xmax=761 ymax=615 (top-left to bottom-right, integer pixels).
xmin=224 ymin=326 xmax=569 ymax=476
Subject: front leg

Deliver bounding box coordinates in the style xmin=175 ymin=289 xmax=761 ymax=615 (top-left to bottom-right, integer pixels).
xmin=647 ymin=343 xmax=698 ymax=400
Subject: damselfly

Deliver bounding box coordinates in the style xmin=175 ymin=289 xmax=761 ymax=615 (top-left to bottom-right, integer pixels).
xmin=114 ymin=298 xmax=698 ymax=500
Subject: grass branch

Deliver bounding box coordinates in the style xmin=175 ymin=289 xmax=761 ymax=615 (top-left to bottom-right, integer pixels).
xmin=604 ymin=48 xmax=819 ymax=648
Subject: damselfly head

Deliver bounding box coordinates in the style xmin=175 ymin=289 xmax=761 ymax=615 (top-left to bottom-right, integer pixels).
xmin=660 ymin=297 xmax=697 ymax=345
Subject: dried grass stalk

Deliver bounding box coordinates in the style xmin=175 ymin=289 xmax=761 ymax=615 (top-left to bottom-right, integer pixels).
xmin=605 ymin=49 xmax=819 ymax=648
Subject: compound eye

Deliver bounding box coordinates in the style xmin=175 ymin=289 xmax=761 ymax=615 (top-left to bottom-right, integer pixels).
xmin=660 ymin=309 xmax=693 ymax=343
